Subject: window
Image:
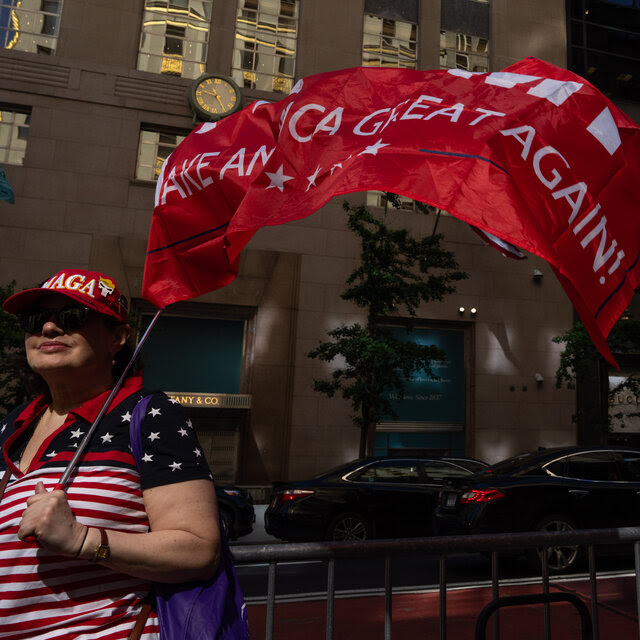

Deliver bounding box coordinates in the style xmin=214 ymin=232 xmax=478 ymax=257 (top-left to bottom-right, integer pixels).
xmin=0 ymin=106 xmax=30 ymax=166
xmin=137 ymin=0 xmax=213 ymax=79
xmin=366 ymin=191 xmax=449 ymax=220
xmin=423 ymin=461 xmax=471 ymax=482
xmin=135 ymin=126 xmax=187 ymax=181
xmin=564 ymin=451 xmax=622 ymax=481
xmin=362 ymin=14 xmax=417 ymax=69
xmin=440 ymin=30 xmax=489 ymax=72
xmin=232 ymin=0 xmax=298 ymax=94
xmin=567 ymin=0 xmax=640 ymax=102
xmin=0 ymin=0 xmax=63 ymax=54
xmin=349 ymin=460 xmax=421 ymax=483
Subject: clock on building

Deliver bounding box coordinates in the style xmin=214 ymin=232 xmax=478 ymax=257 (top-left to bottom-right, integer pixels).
xmin=189 ymin=74 xmax=242 ymax=122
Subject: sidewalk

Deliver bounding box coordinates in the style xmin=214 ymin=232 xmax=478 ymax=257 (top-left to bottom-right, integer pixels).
xmin=246 ymin=577 xmax=639 ymax=639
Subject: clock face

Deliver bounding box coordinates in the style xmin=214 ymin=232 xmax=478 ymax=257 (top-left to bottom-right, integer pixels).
xmin=191 ymin=75 xmax=241 ymax=121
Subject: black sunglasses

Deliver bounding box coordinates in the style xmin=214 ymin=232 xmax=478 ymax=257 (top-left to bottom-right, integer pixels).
xmin=18 ymin=305 xmax=91 ymax=334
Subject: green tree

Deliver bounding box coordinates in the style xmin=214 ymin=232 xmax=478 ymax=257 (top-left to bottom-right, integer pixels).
xmin=307 ymin=197 xmax=468 ymax=457
xmin=553 ymin=314 xmax=640 ymax=442
xmin=0 ymin=282 xmax=32 ymax=416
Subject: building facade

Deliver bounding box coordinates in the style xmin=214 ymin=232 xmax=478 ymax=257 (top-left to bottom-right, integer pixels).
xmin=2 ymin=0 xmax=635 ymax=485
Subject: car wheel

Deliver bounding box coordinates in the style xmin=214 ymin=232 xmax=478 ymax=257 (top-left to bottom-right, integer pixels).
xmin=528 ymin=515 xmax=581 ymax=573
xmin=326 ymin=512 xmax=371 ymax=541
xmin=220 ymin=508 xmax=233 ymax=540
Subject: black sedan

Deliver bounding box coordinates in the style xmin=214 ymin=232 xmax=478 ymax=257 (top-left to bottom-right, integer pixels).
xmin=264 ymin=456 xmax=487 ymax=542
xmin=433 ymin=446 xmax=640 ymax=572
xmin=216 ymin=484 xmax=255 ymax=540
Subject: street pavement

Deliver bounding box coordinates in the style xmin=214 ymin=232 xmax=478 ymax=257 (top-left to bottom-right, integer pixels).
xmin=234 ymin=508 xmax=639 ymax=638
xmin=233 ymin=504 xmax=278 ymax=545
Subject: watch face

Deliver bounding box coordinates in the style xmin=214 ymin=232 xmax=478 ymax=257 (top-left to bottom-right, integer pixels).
xmin=192 ymin=76 xmax=240 ymax=120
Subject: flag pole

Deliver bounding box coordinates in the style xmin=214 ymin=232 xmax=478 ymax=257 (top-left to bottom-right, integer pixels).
xmin=54 ymin=307 xmax=165 ymax=490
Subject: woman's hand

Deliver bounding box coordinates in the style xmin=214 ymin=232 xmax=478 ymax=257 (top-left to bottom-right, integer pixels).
xmin=17 ymin=482 xmax=87 ymax=556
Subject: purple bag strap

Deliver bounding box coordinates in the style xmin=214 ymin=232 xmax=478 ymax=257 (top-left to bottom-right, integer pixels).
xmin=129 ymin=394 xmax=154 ymax=468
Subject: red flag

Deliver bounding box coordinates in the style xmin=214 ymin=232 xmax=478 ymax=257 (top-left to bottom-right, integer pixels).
xmin=143 ymin=57 xmax=640 ymax=365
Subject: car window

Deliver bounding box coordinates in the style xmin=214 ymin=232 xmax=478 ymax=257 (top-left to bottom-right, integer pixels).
xmin=564 ymin=452 xmax=622 ymax=481
xmin=423 ymin=461 xmax=472 ymax=481
xmin=620 ymin=453 xmax=640 ymax=481
xmin=542 ymin=457 xmax=566 ymax=476
xmin=349 ymin=461 xmax=421 ymax=483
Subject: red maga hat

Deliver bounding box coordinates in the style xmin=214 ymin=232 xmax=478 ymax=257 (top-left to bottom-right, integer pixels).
xmin=3 ymin=269 xmax=129 ymax=323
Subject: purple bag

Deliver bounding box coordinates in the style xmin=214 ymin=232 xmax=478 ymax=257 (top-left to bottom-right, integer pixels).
xmin=130 ymin=394 xmax=250 ymax=640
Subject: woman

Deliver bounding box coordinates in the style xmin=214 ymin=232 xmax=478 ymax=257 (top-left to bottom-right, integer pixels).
xmin=0 ymin=269 xmax=220 ymax=639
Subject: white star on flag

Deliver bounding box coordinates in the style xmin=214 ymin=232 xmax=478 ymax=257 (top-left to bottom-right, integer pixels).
xmin=1 ymin=424 xmax=6 ymax=433
xmin=178 ymin=428 xmax=188 ymax=437
xmin=46 ymin=451 xmax=57 ymax=457
xmin=148 ymin=432 xmax=160 ymax=442
xmin=306 ymin=166 xmax=321 ymax=191
xmin=101 ymin=433 xmax=114 ymax=443
xmin=265 ymin=165 xmax=293 ymax=192
xmin=330 ymin=162 xmax=342 ymax=175
xmin=142 ymin=453 xmax=154 ymax=462
xmin=149 ymin=407 xmax=162 ymax=417
xmin=359 ymin=139 xmax=388 ymax=156
xmin=168 ymin=398 xmax=179 ymax=404
xmin=194 ymin=448 xmax=202 ymax=457
xmin=186 ymin=419 xmax=193 ymax=428
xmin=121 ymin=412 xmax=132 ymax=422
xmin=169 ymin=461 xmax=183 ymax=471
xmin=70 ymin=428 xmax=84 ymax=439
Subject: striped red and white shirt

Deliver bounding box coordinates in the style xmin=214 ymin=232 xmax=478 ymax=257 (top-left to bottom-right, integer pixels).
xmin=0 ymin=376 xmax=212 ymax=639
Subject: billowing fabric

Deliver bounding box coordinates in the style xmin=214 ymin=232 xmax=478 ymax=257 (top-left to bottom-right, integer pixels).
xmin=0 ymin=376 xmax=212 ymax=639
xmin=143 ymin=57 xmax=640 ymax=365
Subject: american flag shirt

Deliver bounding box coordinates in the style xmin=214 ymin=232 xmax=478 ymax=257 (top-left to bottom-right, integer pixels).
xmin=0 ymin=375 xmax=212 ymax=639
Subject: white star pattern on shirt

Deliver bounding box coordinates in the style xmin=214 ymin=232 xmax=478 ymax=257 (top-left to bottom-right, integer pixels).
xmin=142 ymin=453 xmax=154 ymax=462
xmin=186 ymin=419 xmax=193 ymax=428
xmin=1 ymin=423 xmax=6 ymax=434
xmin=359 ymin=139 xmax=388 ymax=156
xmin=101 ymin=433 xmax=114 ymax=443
xmin=168 ymin=398 xmax=179 ymax=404
xmin=121 ymin=411 xmax=132 ymax=423
xmin=70 ymin=428 xmax=84 ymax=439
xmin=169 ymin=461 xmax=182 ymax=472
xmin=46 ymin=451 xmax=57 ymax=457
xmin=178 ymin=428 xmax=188 ymax=437
xmin=194 ymin=448 xmax=202 ymax=457
xmin=330 ymin=162 xmax=342 ymax=175
xmin=149 ymin=407 xmax=162 ymax=418
xmin=148 ymin=432 xmax=160 ymax=442
xmin=265 ymin=165 xmax=294 ymax=192
xmin=306 ymin=165 xmax=321 ymax=191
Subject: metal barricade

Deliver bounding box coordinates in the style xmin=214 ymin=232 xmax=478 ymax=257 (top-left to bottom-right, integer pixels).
xmin=231 ymin=527 xmax=640 ymax=640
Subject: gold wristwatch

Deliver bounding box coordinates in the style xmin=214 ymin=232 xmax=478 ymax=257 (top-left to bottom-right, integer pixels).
xmin=91 ymin=528 xmax=110 ymax=562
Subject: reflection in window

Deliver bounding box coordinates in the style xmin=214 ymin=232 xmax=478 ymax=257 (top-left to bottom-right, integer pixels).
xmin=137 ymin=0 xmax=213 ymax=79
xmin=362 ymin=14 xmax=417 ymax=69
xmin=567 ymin=0 xmax=640 ymax=102
xmin=351 ymin=461 xmax=421 ymax=483
xmin=440 ymin=30 xmax=489 ymax=72
xmin=0 ymin=0 xmax=62 ymax=54
xmin=423 ymin=461 xmax=471 ymax=481
xmin=0 ymin=107 xmax=30 ymax=165
xmin=135 ymin=126 xmax=187 ymax=181
xmin=232 ymin=0 xmax=298 ymax=94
